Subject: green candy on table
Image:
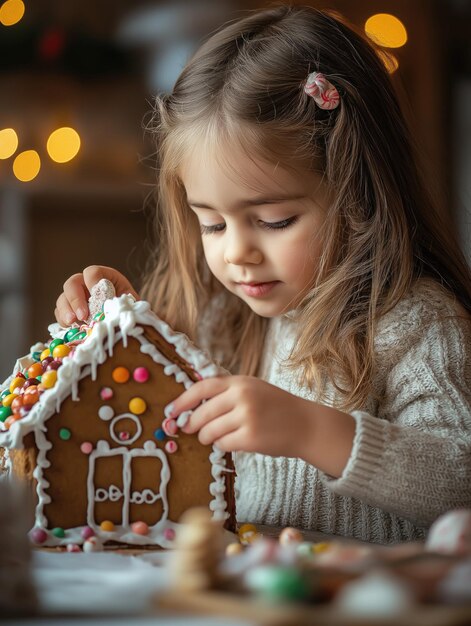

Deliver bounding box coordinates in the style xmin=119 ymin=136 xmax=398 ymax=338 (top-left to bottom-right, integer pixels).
xmin=32 ymin=351 xmax=42 ymax=362
xmin=245 ymin=565 xmax=310 ymax=602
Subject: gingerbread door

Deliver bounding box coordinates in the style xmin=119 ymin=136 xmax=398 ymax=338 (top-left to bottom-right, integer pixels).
xmin=87 ymin=440 xmax=170 ymax=529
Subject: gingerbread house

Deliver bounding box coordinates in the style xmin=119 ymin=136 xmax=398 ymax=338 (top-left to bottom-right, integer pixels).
xmin=0 ymin=293 xmax=235 ymax=548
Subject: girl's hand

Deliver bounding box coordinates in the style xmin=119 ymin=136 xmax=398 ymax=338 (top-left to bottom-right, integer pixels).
xmin=167 ymin=375 xmax=313 ymax=458
xmin=54 ymin=265 xmax=139 ymax=326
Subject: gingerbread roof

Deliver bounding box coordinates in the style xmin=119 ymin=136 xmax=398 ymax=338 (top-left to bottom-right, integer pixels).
xmin=0 ymin=295 xmax=227 ymax=448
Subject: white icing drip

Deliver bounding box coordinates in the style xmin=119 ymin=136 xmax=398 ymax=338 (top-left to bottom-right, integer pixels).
xmin=0 ymin=294 xmax=232 ymax=546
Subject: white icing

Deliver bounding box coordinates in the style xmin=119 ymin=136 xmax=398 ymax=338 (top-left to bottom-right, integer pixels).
xmin=109 ymin=413 xmax=142 ymax=446
xmin=0 ymin=295 xmax=232 ymax=547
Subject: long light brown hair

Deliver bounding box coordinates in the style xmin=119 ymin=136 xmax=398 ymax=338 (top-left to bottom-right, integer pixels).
xmin=141 ymin=5 xmax=471 ymax=410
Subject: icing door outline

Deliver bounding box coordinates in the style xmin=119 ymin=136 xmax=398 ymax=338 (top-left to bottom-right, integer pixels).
xmin=87 ymin=440 xmax=170 ymax=529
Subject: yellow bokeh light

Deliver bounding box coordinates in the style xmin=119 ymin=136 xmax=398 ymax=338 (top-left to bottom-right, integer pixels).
xmin=0 ymin=0 xmax=25 ymax=26
xmin=0 ymin=128 xmax=18 ymax=159
xmin=378 ymin=50 xmax=399 ymax=74
xmin=365 ymin=14 xmax=408 ymax=49
xmin=13 ymin=150 xmax=41 ymax=182
xmin=47 ymin=127 xmax=81 ymax=163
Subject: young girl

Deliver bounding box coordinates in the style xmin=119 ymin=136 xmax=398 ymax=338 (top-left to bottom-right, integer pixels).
xmin=55 ymin=5 xmax=471 ymax=544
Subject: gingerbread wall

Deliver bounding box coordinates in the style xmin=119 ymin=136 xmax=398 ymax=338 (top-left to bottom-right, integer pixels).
xmin=41 ymin=334 xmax=215 ymax=531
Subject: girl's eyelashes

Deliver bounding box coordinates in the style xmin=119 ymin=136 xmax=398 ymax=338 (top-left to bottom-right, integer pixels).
xmin=200 ymin=215 xmax=299 ymax=235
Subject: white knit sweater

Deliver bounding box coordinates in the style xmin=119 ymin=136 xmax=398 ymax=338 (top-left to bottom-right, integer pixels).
xmin=233 ymin=279 xmax=471 ymax=544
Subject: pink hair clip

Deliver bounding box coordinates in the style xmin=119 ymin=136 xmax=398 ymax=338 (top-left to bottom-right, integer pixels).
xmin=304 ymin=71 xmax=340 ymax=110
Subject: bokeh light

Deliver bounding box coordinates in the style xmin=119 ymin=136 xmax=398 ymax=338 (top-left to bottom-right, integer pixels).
xmin=365 ymin=14 xmax=408 ymax=49
xmin=0 ymin=128 xmax=18 ymax=159
xmin=13 ymin=150 xmax=41 ymax=182
xmin=0 ymin=0 xmax=25 ymax=26
xmin=46 ymin=127 xmax=81 ymax=163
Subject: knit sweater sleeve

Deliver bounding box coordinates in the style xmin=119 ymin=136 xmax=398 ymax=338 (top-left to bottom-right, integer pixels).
xmin=321 ymin=288 xmax=471 ymax=528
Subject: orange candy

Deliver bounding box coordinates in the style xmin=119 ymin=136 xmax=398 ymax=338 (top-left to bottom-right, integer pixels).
xmin=11 ymin=396 xmax=23 ymax=411
xmin=22 ymin=388 xmax=39 ymax=406
xmin=112 ymin=367 xmax=130 ymax=384
xmin=28 ymin=362 xmax=43 ymax=379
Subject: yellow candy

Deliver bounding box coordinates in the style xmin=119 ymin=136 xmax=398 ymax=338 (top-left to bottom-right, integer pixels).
xmin=100 ymin=520 xmax=115 ymax=532
xmin=238 ymin=523 xmax=257 ymax=537
xmin=240 ymin=530 xmax=260 ymax=545
xmin=40 ymin=348 xmax=51 ymax=361
xmin=41 ymin=370 xmax=58 ymax=389
xmin=9 ymin=377 xmax=24 ymax=393
xmin=2 ymin=393 xmax=15 ymax=407
xmin=312 ymin=542 xmax=331 ymax=553
xmin=52 ymin=344 xmax=71 ymax=359
xmin=129 ymin=397 xmax=147 ymax=415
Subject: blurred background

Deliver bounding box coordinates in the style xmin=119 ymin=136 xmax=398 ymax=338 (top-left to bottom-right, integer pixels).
xmin=0 ymin=0 xmax=470 ymax=378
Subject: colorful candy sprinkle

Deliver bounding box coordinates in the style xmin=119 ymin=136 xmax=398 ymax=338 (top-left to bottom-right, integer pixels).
xmin=129 ymin=397 xmax=146 ymax=415
xmin=133 ymin=366 xmax=149 ymax=383
xmin=100 ymin=387 xmax=113 ymax=401
xmin=49 ymin=338 xmax=64 ymax=354
xmin=131 ymin=521 xmax=149 ymax=536
xmin=154 ymin=428 xmax=166 ymax=441
xmin=80 ymin=442 xmax=93 ymax=454
xmin=41 ymin=370 xmax=58 ymax=389
xmin=100 ymin=520 xmax=115 ymax=532
xmin=30 ymin=528 xmax=48 ymax=544
xmin=112 ymin=367 xmax=130 ymax=383
xmin=52 ymin=527 xmax=65 ymax=538
xmin=67 ymin=543 xmax=82 ymax=553
xmin=52 ymin=344 xmax=71 ymax=359
xmin=64 ymin=327 xmax=81 ymax=342
xmin=165 ymin=440 xmax=178 ymax=454
xmin=28 ymin=362 xmax=43 ymax=379
xmin=81 ymin=526 xmax=95 ymax=540
xmin=9 ymin=377 xmax=24 ymax=393
xmin=2 ymin=393 xmax=15 ymax=407
xmin=0 ymin=406 xmax=12 ymax=422
xmin=40 ymin=348 xmax=51 ymax=361
xmin=59 ymin=428 xmax=71 ymax=441
xmin=98 ymin=405 xmax=114 ymax=421
xmin=163 ymin=528 xmax=175 ymax=541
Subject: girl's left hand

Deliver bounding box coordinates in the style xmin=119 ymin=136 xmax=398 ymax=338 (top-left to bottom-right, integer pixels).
xmin=166 ymin=375 xmax=312 ymax=458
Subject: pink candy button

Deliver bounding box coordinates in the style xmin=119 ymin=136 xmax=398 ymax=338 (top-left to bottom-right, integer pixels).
xmin=80 ymin=442 xmax=93 ymax=454
xmin=133 ymin=367 xmax=149 ymax=383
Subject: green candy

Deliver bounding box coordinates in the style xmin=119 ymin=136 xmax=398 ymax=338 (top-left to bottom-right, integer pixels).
xmin=32 ymin=351 xmax=42 ymax=362
xmin=0 ymin=389 xmax=10 ymax=399
xmin=246 ymin=565 xmax=309 ymax=602
xmin=93 ymin=311 xmax=105 ymax=321
xmin=49 ymin=338 xmax=64 ymax=354
xmin=64 ymin=328 xmax=80 ymax=342
xmin=74 ymin=331 xmax=87 ymax=341
xmin=59 ymin=428 xmax=71 ymax=441
xmin=52 ymin=527 xmax=65 ymax=538
xmin=0 ymin=406 xmax=13 ymax=422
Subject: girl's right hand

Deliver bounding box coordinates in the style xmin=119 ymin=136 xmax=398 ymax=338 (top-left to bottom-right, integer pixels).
xmin=55 ymin=265 xmax=140 ymax=327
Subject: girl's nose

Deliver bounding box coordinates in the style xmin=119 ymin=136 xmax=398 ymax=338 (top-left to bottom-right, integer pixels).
xmin=223 ymin=232 xmax=263 ymax=266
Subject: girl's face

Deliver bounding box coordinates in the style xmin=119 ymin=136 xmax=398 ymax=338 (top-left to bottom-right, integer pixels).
xmin=181 ymin=143 xmax=330 ymax=318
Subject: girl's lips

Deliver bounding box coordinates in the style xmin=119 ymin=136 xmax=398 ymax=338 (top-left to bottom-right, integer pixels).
xmin=238 ymin=281 xmax=279 ymax=297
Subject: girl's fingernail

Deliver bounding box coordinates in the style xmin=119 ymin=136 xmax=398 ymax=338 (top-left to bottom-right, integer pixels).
xmin=77 ymin=307 xmax=87 ymax=321
xmin=165 ymin=403 xmax=175 ymax=418
xmin=65 ymin=312 xmax=75 ymax=325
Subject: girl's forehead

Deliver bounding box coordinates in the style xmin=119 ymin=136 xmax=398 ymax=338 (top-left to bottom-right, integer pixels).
xmin=180 ymin=138 xmax=319 ymax=199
